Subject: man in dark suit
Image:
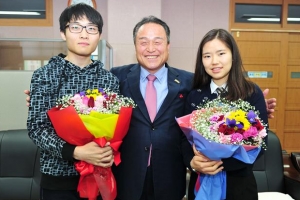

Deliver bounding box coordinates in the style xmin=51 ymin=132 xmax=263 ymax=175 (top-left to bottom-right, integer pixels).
xmin=110 ymin=16 xmax=194 ymax=200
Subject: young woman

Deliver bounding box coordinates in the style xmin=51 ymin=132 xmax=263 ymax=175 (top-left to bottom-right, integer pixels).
xmin=186 ymin=29 xmax=268 ymax=200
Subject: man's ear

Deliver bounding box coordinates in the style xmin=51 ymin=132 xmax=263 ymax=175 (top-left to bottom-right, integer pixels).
xmin=60 ymin=31 xmax=66 ymax=41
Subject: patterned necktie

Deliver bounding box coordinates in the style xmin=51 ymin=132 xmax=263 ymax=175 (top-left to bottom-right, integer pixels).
xmin=145 ymin=74 xmax=157 ymax=122
xmin=216 ymin=87 xmax=226 ymax=97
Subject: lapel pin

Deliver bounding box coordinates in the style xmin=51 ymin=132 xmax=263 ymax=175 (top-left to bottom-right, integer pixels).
xmin=174 ymin=79 xmax=180 ymax=84
xmin=179 ymin=94 xmax=183 ymax=98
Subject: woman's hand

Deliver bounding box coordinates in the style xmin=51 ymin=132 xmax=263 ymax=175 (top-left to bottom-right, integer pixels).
xmin=190 ymin=144 xmax=223 ymax=175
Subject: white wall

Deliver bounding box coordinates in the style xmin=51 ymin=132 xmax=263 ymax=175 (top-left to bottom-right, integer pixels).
xmin=0 ymin=71 xmax=33 ymax=130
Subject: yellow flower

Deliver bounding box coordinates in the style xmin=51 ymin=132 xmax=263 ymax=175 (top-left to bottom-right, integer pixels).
xmin=92 ymin=89 xmax=99 ymax=94
xmin=227 ymin=110 xmax=250 ymax=130
xmin=86 ymin=89 xmax=102 ymax=99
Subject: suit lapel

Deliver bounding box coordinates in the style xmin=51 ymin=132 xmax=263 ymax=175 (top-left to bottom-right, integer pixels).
xmin=127 ymin=65 xmax=151 ymax=121
xmin=155 ymin=66 xmax=180 ymax=121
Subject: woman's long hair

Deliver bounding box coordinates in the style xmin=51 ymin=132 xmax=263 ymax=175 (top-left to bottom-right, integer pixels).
xmin=192 ymin=29 xmax=255 ymax=100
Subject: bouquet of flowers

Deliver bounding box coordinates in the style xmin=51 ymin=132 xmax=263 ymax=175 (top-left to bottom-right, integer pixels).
xmin=47 ymin=88 xmax=136 ymax=200
xmin=176 ymin=97 xmax=267 ymax=200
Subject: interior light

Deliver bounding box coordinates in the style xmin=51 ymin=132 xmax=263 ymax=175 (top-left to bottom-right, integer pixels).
xmin=0 ymin=11 xmax=40 ymax=15
xmin=247 ymin=18 xmax=280 ymax=22
xmin=247 ymin=18 xmax=300 ymax=22
xmin=242 ymin=14 xmax=277 ymax=18
xmin=288 ymin=18 xmax=300 ymax=21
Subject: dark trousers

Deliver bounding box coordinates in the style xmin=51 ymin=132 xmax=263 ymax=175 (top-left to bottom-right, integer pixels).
xmin=188 ymin=171 xmax=197 ymax=200
xmin=40 ymin=188 xmax=103 ymax=200
xmin=188 ymin=172 xmax=258 ymax=200
xmin=140 ymin=165 xmax=155 ymax=200
xmin=226 ymin=173 xmax=258 ymax=200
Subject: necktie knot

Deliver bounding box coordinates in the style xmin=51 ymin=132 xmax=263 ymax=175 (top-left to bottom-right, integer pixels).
xmin=216 ymin=87 xmax=227 ymax=97
xmin=147 ymin=74 xmax=157 ymax=82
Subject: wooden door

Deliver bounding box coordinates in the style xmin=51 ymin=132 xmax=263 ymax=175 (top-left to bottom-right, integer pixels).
xmin=232 ymin=31 xmax=300 ymax=152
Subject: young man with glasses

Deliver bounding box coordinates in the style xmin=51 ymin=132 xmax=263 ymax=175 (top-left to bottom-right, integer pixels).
xmin=27 ymin=3 xmax=119 ymax=200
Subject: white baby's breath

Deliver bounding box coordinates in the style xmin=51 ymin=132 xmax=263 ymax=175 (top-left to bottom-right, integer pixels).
xmin=191 ymin=97 xmax=267 ymax=149
xmin=56 ymin=88 xmax=136 ymax=115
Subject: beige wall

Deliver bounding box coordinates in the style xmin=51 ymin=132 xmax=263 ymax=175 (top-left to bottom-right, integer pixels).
xmin=162 ymin=0 xmax=229 ymax=72
xmin=0 ymin=0 xmax=229 ymax=131
xmin=105 ymin=0 xmax=230 ymax=72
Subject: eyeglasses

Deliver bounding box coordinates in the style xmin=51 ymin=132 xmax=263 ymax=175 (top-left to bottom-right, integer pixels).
xmin=66 ymin=23 xmax=99 ymax=35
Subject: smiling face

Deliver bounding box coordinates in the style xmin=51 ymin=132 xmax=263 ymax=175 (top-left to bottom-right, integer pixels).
xmin=202 ymin=38 xmax=233 ymax=86
xmin=134 ymin=23 xmax=170 ymax=74
xmin=61 ymin=16 xmax=101 ymax=60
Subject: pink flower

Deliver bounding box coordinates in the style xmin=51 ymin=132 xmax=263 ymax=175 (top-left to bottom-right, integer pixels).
xmin=243 ymin=126 xmax=258 ymax=139
xmin=258 ymin=129 xmax=267 ymax=138
xmin=218 ymin=133 xmax=231 ymax=144
xmin=72 ymin=94 xmax=82 ymax=101
xmin=82 ymin=96 xmax=89 ymax=106
xmin=95 ymin=96 xmax=105 ymax=108
xmin=230 ymin=133 xmax=243 ymax=143
xmin=209 ymin=114 xmax=220 ymax=122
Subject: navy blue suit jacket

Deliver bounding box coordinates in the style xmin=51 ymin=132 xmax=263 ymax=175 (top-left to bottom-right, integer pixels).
xmin=111 ymin=63 xmax=194 ymax=200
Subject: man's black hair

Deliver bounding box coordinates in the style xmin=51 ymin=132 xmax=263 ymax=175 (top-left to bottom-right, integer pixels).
xmin=59 ymin=3 xmax=103 ymax=34
xmin=133 ymin=15 xmax=170 ymax=44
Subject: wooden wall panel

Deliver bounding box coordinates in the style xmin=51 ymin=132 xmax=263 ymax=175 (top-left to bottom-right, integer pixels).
xmin=284 ymin=133 xmax=300 ymax=152
xmin=238 ymin=41 xmax=281 ymax=64
xmin=288 ymin=41 xmax=300 ymax=66
xmin=243 ymin=64 xmax=279 ymax=87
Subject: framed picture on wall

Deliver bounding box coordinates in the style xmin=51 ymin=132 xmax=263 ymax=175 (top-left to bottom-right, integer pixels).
xmin=67 ymin=0 xmax=97 ymax=9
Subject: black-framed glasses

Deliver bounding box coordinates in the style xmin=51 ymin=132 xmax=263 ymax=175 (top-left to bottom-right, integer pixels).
xmin=66 ymin=23 xmax=99 ymax=34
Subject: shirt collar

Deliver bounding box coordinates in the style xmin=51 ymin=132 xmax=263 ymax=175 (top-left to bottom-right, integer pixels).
xmin=140 ymin=64 xmax=167 ymax=83
xmin=210 ymin=80 xmax=227 ymax=94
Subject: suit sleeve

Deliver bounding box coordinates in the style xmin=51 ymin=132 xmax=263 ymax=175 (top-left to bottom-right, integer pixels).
xmin=181 ymin=91 xmax=199 ymax=170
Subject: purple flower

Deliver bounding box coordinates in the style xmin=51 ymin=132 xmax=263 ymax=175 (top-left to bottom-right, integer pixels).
xmin=247 ymin=110 xmax=257 ymax=124
xmin=226 ymin=118 xmax=236 ymax=127
xmin=226 ymin=118 xmax=244 ymax=129
xmin=236 ymin=123 xmax=244 ymax=129
xmin=99 ymin=88 xmax=105 ymax=93
xmin=80 ymin=91 xmax=86 ymax=96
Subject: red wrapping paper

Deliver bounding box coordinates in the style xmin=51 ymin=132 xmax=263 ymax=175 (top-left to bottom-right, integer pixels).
xmin=47 ymin=106 xmax=133 ymax=200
